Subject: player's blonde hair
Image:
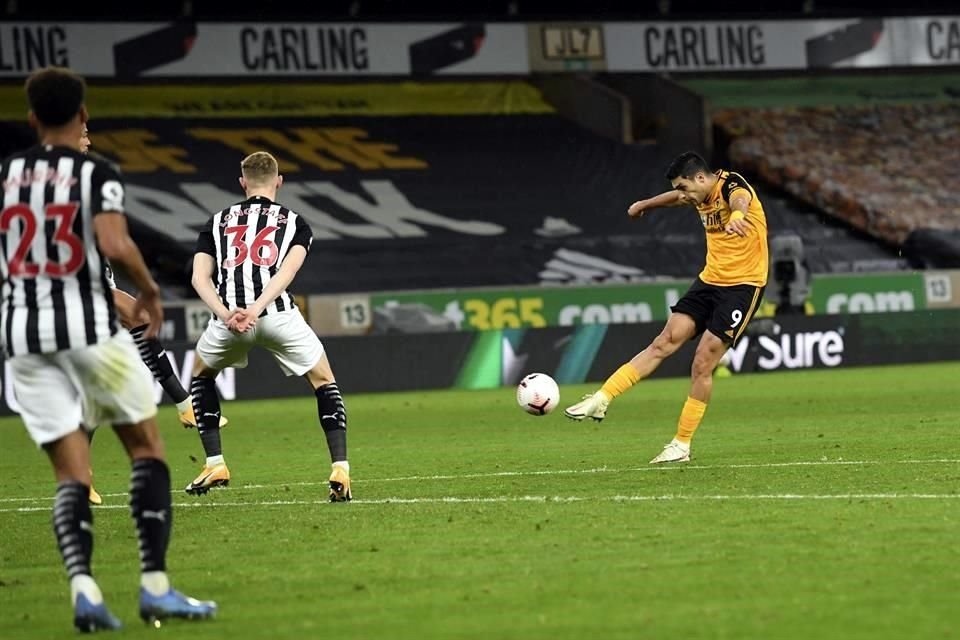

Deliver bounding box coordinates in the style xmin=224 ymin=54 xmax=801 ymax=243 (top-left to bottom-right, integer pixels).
xmin=241 ymin=151 xmax=279 ymax=185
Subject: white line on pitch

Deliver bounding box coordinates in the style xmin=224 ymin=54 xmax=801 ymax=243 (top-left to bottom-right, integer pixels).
xmin=2 ymin=458 xmax=958 ymax=505
xmin=4 ymin=493 xmax=960 ymax=513
xmin=240 ymin=458 xmax=960 ymax=488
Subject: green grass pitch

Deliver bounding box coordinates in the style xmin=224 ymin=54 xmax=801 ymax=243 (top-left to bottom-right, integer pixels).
xmin=1 ymin=361 xmax=958 ymax=639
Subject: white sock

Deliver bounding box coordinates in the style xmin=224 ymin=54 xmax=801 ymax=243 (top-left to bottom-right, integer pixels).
xmin=176 ymin=396 xmax=193 ymax=413
xmin=333 ymin=460 xmax=349 ymax=473
xmin=70 ymin=574 xmax=104 ymax=606
xmin=140 ymin=571 xmax=170 ymax=597
xmin=206 ymin=455 xmax=225 ymax=467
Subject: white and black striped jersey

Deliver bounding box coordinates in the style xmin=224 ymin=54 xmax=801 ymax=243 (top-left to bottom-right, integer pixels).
xmin=196 ymin=196 xmax=312 ymax=316
xmin=0 ymin=145 xmax=119 ymax=357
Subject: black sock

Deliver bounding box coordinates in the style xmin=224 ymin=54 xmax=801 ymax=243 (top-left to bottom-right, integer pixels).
xmin=190 ymin=377 xmax=222 ymax=458
xmin=53 ymin=482 xmax=94 ymax=580
xmin=315 ymin=382 xmax=347 ymax=463
xmin=130 ymin=324 xmax=190 ymax=405
xmin=129 ymin=458 xmax=171 ymax=573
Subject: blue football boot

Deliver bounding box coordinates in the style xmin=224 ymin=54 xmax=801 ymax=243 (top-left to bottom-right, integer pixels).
xmin=139 ymin=587 xmax=217 ymax=623
xmin=74 ymin=593 xmax=123 ymax=633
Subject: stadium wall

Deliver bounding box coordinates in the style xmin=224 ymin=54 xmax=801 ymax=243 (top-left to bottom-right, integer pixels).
xmin=594 ymin=74 xmax=711 ymax=155
xmin=0 ymin=309 xmax=956 ymax=417
xmin=533 ymin=75 xmax=633 ymax=143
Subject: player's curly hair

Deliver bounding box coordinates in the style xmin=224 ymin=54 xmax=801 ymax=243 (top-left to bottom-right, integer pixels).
xmin=25 ymin=67 xmax=86 ymax=127
xmin=665 ymin=151 xmax=710 ymax=181
xmin=241 ymin=151 xmax=279 ymax=185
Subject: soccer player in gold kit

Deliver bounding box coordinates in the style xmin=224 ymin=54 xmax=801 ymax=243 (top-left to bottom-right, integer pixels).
xmin=565 ymin=152 xmax=769 ymax=463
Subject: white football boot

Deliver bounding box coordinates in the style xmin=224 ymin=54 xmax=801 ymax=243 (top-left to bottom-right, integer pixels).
xmin=563 ymin=391 xmax=610 ymax=422
xmin=649 ymin=438 xmax=691 ymax=464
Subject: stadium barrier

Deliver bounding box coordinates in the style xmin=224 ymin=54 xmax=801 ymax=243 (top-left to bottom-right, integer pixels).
xmin=317 ymin=270 xmax=956 ymax=336
xmin=82 ymin=269 xmax=956 ymax=345
xmin=904 ymin=229 xmax=960 ymax=270
xmin=0 ymin=309 xmax=956 ymax=416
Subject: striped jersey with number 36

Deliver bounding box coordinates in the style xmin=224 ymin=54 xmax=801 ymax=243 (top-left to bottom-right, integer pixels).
xmin=0 ymin=145 xmax=120 ymax=357
xmin=195 ymin=195 xmax=313 ymax=316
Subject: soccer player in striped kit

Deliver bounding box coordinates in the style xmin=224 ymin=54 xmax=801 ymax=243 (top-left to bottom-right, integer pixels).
xmin=78 ymin=125 xmax=228 ymax=506
xmin=1 ymin=67 xmax=216 ymax=631
xmin=185 ymin=151 xmax=351 ymax=501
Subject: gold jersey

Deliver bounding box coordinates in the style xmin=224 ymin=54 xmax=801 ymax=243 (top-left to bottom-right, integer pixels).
xmin=696 ymin=170 xmax=769 ymax=287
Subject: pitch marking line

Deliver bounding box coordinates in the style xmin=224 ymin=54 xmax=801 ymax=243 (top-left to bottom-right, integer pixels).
xmin=1 ymin=458 xmax=958 ymax=505
xmin=4 ymin=493 xmax=960 ymax=513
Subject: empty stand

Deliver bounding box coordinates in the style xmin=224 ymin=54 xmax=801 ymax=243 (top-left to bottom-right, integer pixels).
xmin=715 ymin=103 xmax=960 ymax=267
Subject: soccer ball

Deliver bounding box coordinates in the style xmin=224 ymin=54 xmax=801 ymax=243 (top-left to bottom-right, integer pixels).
xmin=516 ymin=373 xmax=560 ymax=416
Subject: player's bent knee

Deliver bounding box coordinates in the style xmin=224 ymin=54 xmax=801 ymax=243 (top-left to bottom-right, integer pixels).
xmin=305 ymin=353 xmax=335 ymax=389
xmin=113 ymin=419 xmax=165 ymax=460
xmin=192 ymin=354 xmax=219 ymax=378
xmin=651 ymin=331 xmax=681 ymax=358
xmin=43 ymin=431 xmax=94 ymax=483
xmin=119 ymin=313 xmax=150 ymax=332
xmin=305 ymin=366 xmax=335 ymax=389
xmin=111 ymin=289 xmax=139 ymax=327
xmin=117 ymin=309 xmax=136 ymax=330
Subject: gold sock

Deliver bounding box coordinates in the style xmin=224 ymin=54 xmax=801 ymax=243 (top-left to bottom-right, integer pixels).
xmin=599 ymin=363 xmax=641 ymax=400
xmin=675 ymin=397 xmax=707 ymax=444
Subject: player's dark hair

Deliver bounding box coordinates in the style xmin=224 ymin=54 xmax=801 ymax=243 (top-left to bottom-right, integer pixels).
xmin=665 ymin=151 xmax=710 ymax=180
xmin=24 ymin=67 xmax=86 ymax=127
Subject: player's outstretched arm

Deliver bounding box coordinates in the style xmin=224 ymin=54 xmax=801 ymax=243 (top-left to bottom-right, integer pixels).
xmin=627 ymin=189 xmax=692 ymax=218
xmin=191 ymin=253 xmax=234 ymax=324
xmin=93 ymin=212 xmax=163 ymax=338
xmin=246 ymin=245 xmax=307 ymax=318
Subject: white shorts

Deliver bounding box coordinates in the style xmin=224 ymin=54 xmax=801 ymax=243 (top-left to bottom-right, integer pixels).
xmin=11 ymin=332 xmax=157 ymax=446
xmin=195 ymin=309 xmax=324 ymax=377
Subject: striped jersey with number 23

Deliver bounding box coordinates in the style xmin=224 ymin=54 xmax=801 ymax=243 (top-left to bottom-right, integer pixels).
xmin=195 ymin=195 xmax=312 ymax=316
xmin=0 ymin=145 xmax=120 ymax=357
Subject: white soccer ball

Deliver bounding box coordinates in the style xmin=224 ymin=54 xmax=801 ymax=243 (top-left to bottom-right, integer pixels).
xmin=516 ymin=373 xmax=560 ymax=416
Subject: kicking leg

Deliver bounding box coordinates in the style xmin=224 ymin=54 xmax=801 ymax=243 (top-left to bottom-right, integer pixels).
xmin=565 ymin=313 xmax=697 ymax=421
xmin=113 ymin=288 xmax=228 ymax=428
xmin=129 ymin=323 xmax=193 ymax=416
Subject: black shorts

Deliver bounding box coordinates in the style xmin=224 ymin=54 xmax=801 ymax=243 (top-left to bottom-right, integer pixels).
xmin=670 ymin=278 xmax=765 ymax=346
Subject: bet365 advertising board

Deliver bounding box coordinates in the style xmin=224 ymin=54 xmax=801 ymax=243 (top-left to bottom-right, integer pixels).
xmin=357 ymin=271 xmax=956 ymax=334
